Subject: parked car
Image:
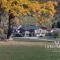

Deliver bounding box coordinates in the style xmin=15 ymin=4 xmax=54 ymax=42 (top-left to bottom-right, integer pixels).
xmin=12 ymin=25 xmax=40 ymax=37
xmin=35 ymin=29 xmax=48 ymax=37
xmin=46 ymin=28 xmax=60 ymax=38
xmin=51 ymin=28 xmax=60 ymax=38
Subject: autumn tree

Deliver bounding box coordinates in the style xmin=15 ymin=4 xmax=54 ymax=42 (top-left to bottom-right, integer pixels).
xmin=0 ymin=0 xmax=58 ymax=39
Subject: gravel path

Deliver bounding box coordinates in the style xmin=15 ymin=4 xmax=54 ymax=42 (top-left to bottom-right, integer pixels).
xmin=0 ymin=40 xmax=54 ymax=47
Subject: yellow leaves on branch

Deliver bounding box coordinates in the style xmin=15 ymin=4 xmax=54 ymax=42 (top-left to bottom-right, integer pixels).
xmin=53 ymin=1 xmax=58 ymax=6
xmin=19 ymin=0 xmax=28 ymax=3
xmin=28 ymin=2 xmax=40 ymax=12
xmin=0 ymin=0 xmax=57 ymax=16
xmin=20 ymin=8 xmax=29 ymax=15
xmin=46 ymin=1 xmax=53 ymax=7
xmin=0 ymin=0 xmax=58 ymax=25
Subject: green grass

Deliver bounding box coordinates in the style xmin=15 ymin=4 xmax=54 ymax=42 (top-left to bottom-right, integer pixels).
xmin=0 ymin=45 xmax=60 ymax=60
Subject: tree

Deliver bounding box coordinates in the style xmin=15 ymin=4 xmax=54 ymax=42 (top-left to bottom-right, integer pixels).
xmin=0 ymin=0 xmax=58 ymax=39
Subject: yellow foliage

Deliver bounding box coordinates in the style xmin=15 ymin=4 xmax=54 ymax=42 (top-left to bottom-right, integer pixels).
xmin=53 ymin=1 xmax=58 ymax=6
xmin=46 ymin=1 xmax=53 ymax=7
xmin=19 ymin=0 xmax=28 ymax=3
xmin=28 ymin=2 xmax=40 ymax=12
xmin=15 ymin=19 xmax=20 ymax=26
xmin=0 ymin=0 xmax=57 ymax=25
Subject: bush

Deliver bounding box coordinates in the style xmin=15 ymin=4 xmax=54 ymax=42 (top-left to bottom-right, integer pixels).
xmin=52 ymin=30 xmax=60 ymax=38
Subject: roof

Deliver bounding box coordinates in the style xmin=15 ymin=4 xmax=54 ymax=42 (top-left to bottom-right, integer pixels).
xmin=17 ymin=25 xmax=41 ymax=30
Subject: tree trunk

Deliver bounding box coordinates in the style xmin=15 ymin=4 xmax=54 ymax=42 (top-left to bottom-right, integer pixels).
xmin=7 ymin=13 xmax=14 ymax=39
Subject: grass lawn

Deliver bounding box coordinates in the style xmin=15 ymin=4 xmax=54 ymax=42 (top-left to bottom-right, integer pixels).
xmin=0 ymin=44 xmax=60 ymax=60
